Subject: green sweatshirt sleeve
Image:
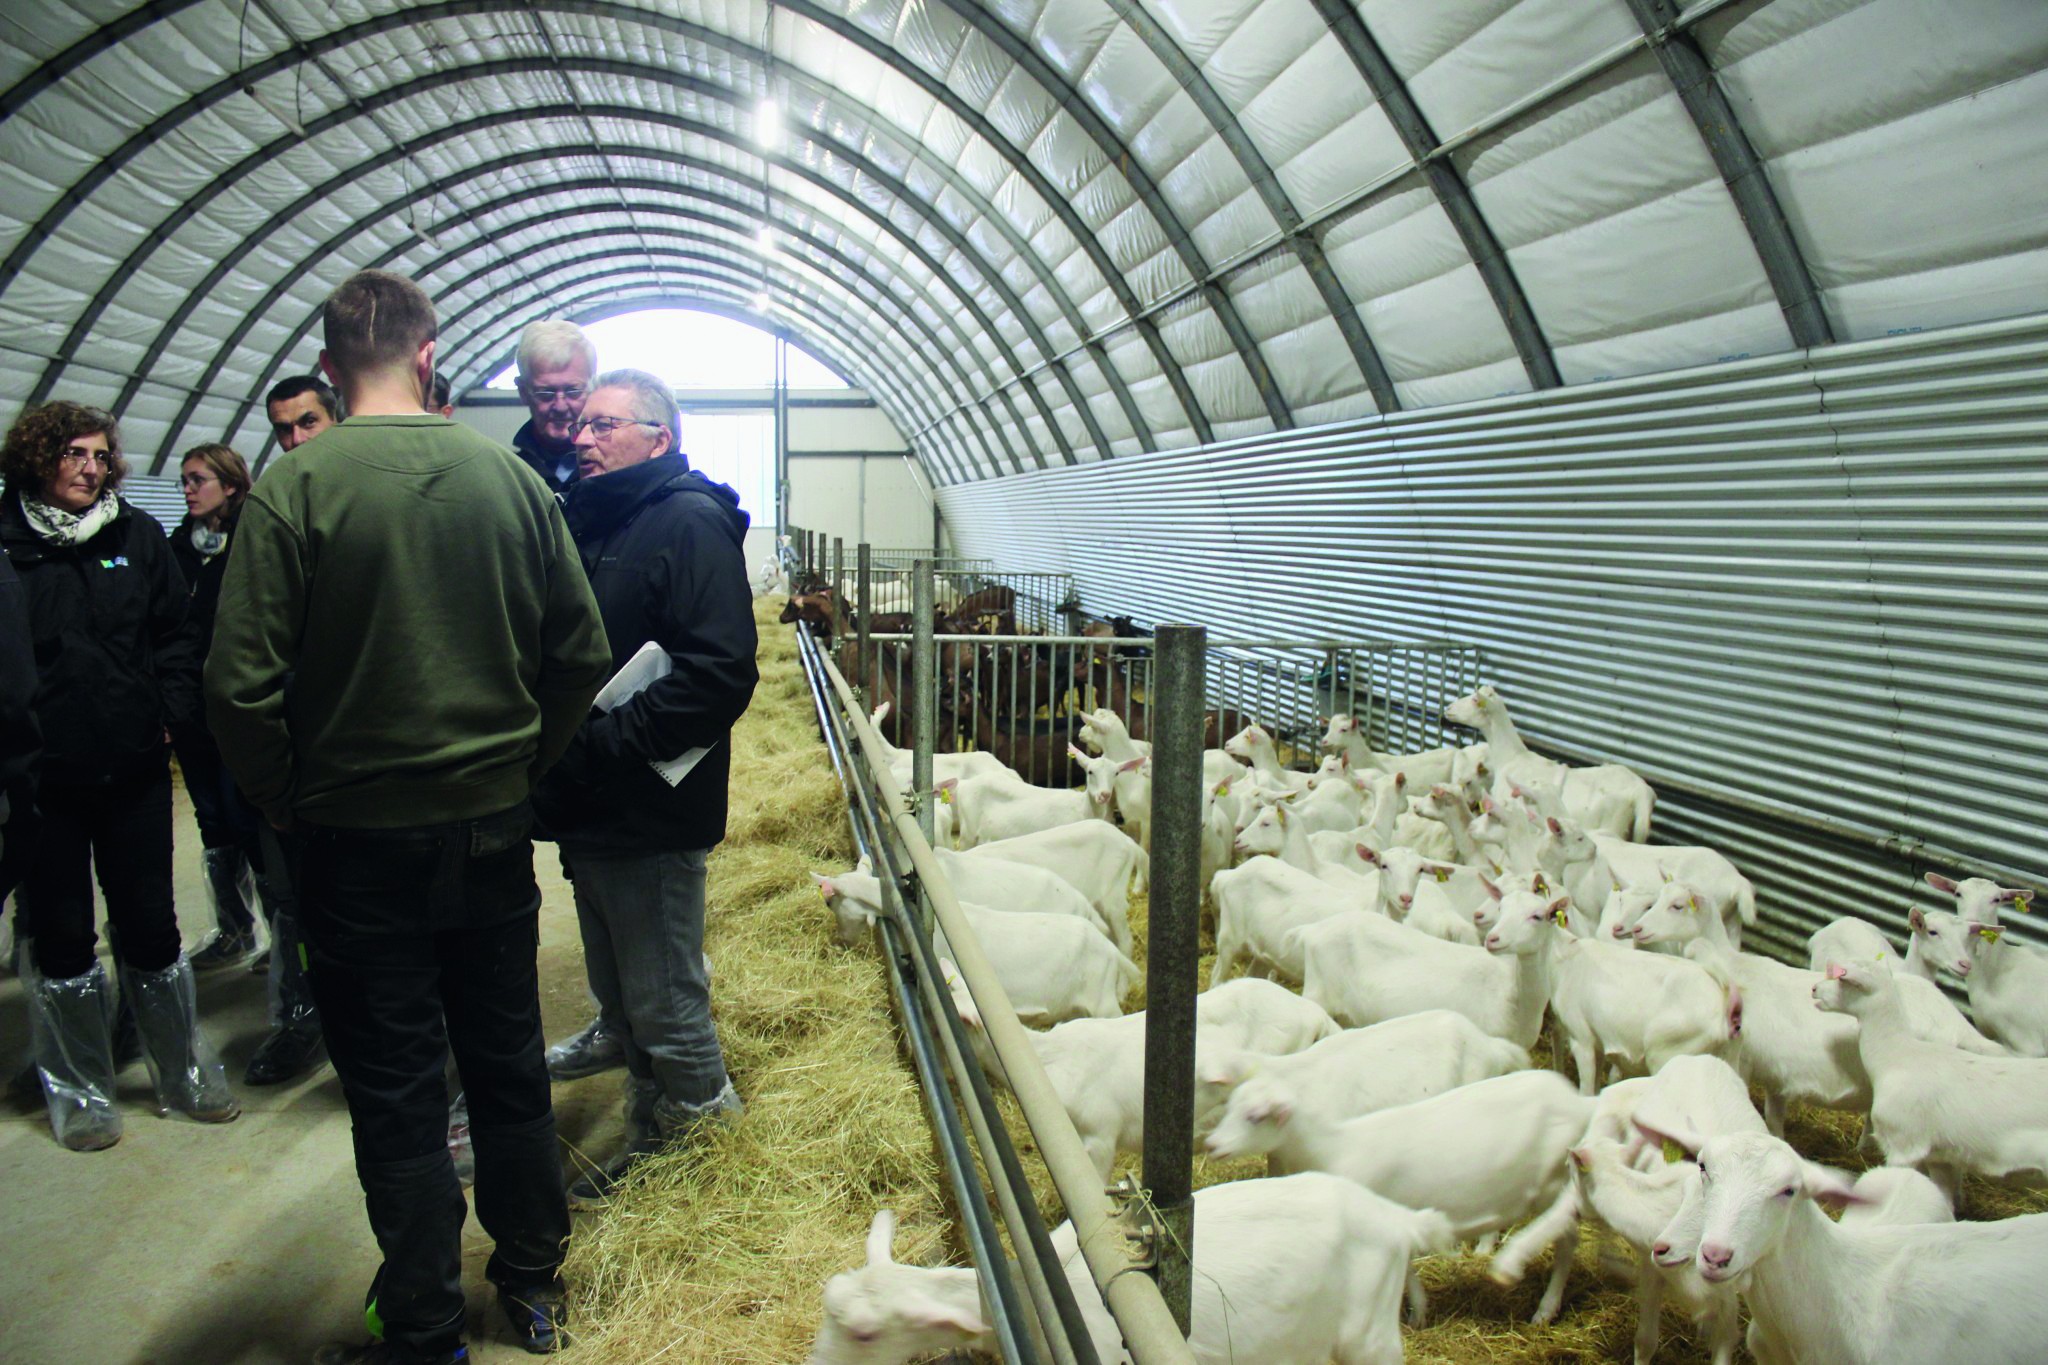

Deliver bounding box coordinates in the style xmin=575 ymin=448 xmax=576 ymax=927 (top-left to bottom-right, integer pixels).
xmin=203 ymin=491 xmax=306 ymax=819
xmin=530 ymin=499 xmax=612 ymax=781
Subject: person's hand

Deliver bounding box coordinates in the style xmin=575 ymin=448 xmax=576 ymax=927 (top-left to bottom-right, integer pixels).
xmin=266 ymin=807 xmax=296 ymax=833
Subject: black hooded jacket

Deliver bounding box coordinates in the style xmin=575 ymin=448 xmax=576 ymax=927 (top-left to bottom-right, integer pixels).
xmin=0 ymin=489 xmax=198 ymax=785
xmin=170 ymin=512 xmax=235 ymax=664
xmin=511 ymin=417 xmax=579 ymax=497
xmin=533 ymin=454 xmax=758 ymax=852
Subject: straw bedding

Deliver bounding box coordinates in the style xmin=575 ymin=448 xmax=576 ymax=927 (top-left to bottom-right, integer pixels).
xmin=564 ymin=601 xmax=2046 ymax=1363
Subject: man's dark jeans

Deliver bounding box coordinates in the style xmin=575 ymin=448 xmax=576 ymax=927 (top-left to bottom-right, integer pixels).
xmin=298 ymin=802 xmax=568 ymax=1358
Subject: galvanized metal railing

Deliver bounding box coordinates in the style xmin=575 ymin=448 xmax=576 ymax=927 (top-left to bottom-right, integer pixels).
xmin=853 ymin=629 xmax=1483 ymax=784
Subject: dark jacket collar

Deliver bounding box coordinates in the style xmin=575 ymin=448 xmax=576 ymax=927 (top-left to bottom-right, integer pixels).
xmin=0 ymin=486 xmax=132 ymax=565
xmin=562 ymin=454 xmax=749 ymax=545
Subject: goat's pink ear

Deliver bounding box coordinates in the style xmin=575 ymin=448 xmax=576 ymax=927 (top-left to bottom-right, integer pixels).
xmin=1480 ymin=794 xmax=1497 ymax=814
xmin=1355 ymin=844 xmax=1382 ymax=865
xmin=907 ymin=1293 xmax=990 ymax=1337
xmin=1632 ymin=1119 xmax=1703 ymax=1162
xmin=1908 ymin=905 xmax=1928 ymax=931
xmin=1800 ymin=1160 xmax=1867 ymax=1208
xmin=1067 ymin=743 xmax=1087 ymax=760
xmin=1480 ymin=875 xmax=1503 ymax=901
xmin=1924 ymin=872 xmax=1960 ymax=896
xmin=1546 ymin=817 xmax=1562 ymax=834
xmin=936 ymin=777 xmax=958 ymax=791
xmin=865 ymin=1208 xmax=899 ymax=1265
xmin=1118 ymin=757 xmax=1144 ymax=773
xmin=873 ymin=701 xmax=892 ymax=723
xmin=810 ymin=872 xmax=836 ymax=897
xmin=1826 ymin=963 xmax=1848 ymax=980
xmin=1393 ymin=772 xmax=1406 ymax=790
xmin=1992 ymin=886 xmax=2028 ymax=904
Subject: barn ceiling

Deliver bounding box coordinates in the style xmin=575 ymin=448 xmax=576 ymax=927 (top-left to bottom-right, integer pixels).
xmin=1 ymin=0 xmax=2043 ymax=480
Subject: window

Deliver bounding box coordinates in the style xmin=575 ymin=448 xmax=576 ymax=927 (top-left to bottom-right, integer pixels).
xmin=484 ymin=308 xmax=848 ymax=391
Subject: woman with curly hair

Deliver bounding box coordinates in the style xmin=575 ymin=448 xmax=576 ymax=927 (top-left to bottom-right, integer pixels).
xmin=1 ymin=400 xmax=238 ymax=1150
xmin=170 ymin=440 xmax=326 ymax=1084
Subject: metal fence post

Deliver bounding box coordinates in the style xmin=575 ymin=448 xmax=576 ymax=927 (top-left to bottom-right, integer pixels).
xmin=856 ymin=542 xmax=873 ymax=695
xmin=912 ymin=558 xmax=936 ymax=849
xmin=831 ymin=537 xmax=846 ymax=639
xmin=1142 ymin=623 xmax=1205 ymax=1334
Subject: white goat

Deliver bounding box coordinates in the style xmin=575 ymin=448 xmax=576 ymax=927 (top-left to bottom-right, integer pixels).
xmin=1800 ymin=909 xmax=2001 ymax=1057
xmin=1542 ymin=815 xmax=1756 ymax=949
xmin=1486 ymin=891 xmax=1738 ymax=1093
xmin=821 ymin=852 xmax=1122 ymax=953
xmin=1194 ymin=1009 xmax=1530 ymax=1144
xmin=1232 ymin=800 xmax=1380 ymax=896
xmin=936 ymin=772 xmax=1097 ymax=849
xmin=813 ymin=872 xmax=1136 ymax=1025
xmin=868 ymin=701 xmax=1010 ymax=784
xmin=1646 ymin=1128 xmax=2048 ymax=1365
xmin=1928 ymin=872 xmax=2048 ymax=1057
xmin=1206 ymin=1069 xmax=1595 ymax=1325
xmin=1444 ymin=685 xmax=1654 ymax=840
xmin=1210 ymin=854 xmax=1381 ymax=984
xmin=1291 ymin=890 xmax=1556 ymax=1047
xmin=1223 ymin=723 xmax=1313 ymax=795
xmin=960 ymin=979 xmax=1336 ymax=1181
xmin=809 ymin=1176 xmax=1453 ymax=1365
xmin=1813 ymin=963 xmax=2048 ymax=1193
xmin=962 ymin=821 xmax=1148 ymax=928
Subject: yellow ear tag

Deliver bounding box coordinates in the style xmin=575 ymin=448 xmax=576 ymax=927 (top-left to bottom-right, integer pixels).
xmin=1662 ymin=1138 xmax=1683 ymax=1165
xmin=1433 ymin=868 xmax=1449 ymax=884
xmin=1533 ymin=873 xmax=1549 ymax=893
xmin=938 ymin=786 xmax=953 ymax=805
xmin=1980 ymin=925 xmax=2003 ymax=943
xmin=1217 ymin=781 xmax=1231 ymax=797
xmin=1689 ymin=897 xmax=1702 ymax=914
xmin=2016 ymin=897 xmax=2032 ymax=915
xmin=1552 ymin=907 xmax=1570 ymax=928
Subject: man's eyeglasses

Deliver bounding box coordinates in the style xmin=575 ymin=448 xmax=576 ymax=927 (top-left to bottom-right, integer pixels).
xmin=528 ymin=385 xmax=588 ymax=403
xmin=569 ymin=416 xmax=662 ymax=439
xmin=59 ymin=449 xmax=112 ymax=469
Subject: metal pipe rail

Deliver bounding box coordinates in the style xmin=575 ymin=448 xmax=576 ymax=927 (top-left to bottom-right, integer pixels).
xmin=811 ymin=636 xmax=1198 ymax=1365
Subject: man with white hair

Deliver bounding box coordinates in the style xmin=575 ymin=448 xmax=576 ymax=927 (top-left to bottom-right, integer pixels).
xmin=532 ymin=367 xmax=757 ymax=1205
xmin=512 ymin=320 xmax=595 ymax=495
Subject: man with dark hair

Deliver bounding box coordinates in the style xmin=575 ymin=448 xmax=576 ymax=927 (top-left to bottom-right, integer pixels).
xmin=510 ymin=320 xmax=595 ymax=495
xmin=209 ymin=268 xmax=613 ymax=1365
xmin=534 ymin=367 xmax=756 ymax=1204
xmin=265 ymin=375 xmax=341 ymax=452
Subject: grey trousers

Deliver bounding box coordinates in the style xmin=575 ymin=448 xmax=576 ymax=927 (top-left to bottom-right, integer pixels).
xmin=565 ymin=846 xmax=728 ymax=1107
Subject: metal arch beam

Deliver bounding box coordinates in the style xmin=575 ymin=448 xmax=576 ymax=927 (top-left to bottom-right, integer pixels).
xmin=0 ymin=0 xmax=195 ymax=123
xmin=427 ymin=247 xmax=1002 ymax=481
xmin=1619 ymin=0 xmax=1832 ymax=348
xmin=0 ymin=0 xmax=1218 ymax=454
xmin=8 ymin=48 xmax=1130 ymax=462
xmin=1305 ymin=0 xmax=1561 ymax=390
xmin=53 ymin=94 xmax=1100 ymax=468
xmin=449 ymin=277 xmax=979 ymax=486
xmin=1098 ymin=0 xmax=1388 ymax=425
xmin=161 ymin=193 xmax=1035 ymax=482
xmin=157 ymin=156 xmax=1067 ymax=475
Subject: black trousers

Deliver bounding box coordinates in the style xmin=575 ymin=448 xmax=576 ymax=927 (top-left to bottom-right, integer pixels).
xmin=24 ymin=752 xmax=182 ymax=979
xmin=297 ymin=802 xmax=568 ymax=1357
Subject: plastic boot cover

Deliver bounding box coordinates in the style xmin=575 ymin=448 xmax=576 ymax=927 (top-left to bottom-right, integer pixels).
xmin=128 ymin=954 xmax=240 ymax=1121
xmin=543 ymin=1016 xmax=625 ymax=1081
xmin=22 ymin=951 xmax=122 ymax=1151
xmin=652 ymin=1077 xmax=743 ymax=1143
xmin=202 ymin=846 xmax=259 ymax=936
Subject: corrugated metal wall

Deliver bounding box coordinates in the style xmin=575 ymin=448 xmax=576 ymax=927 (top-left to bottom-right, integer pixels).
xmin=936 ymin=315 xmax=2048 ymax=965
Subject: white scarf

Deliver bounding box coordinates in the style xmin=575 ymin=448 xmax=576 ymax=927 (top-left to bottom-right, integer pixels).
xmin=20 ymin=490 xmax=119 ymax=548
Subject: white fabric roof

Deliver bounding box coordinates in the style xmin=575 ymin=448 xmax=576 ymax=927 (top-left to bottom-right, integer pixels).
xmin=0 ymin=0 xmax=2042 ymax=481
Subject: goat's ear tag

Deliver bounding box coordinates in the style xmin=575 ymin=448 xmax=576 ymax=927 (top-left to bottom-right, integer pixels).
xmin=1552 ymin=907 xmax=1570 ymax=928
xmin=1689 ymin=897 xmax=1702 ymax=914
xmin=2016 ymin=896 xmax=2032 ymax=914
xmin=1661 ymin=1138 xmax=1683 ymax=1164
xmin=1217 ymin=780 xmax=1230 ymax=796
xmin=1433 ymin=868 xmax=1449 ymax=884
xmin=938 ymin=786 xmax=953 ymax=805
xmin=1980 ymin=925 xmax=2004 ymax=942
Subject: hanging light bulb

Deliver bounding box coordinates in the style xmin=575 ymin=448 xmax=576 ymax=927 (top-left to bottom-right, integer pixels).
xmin=755 ymin=96 xmax=783 ymax=150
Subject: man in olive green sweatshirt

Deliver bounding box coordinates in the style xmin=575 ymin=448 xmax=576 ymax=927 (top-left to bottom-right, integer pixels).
xmin=207 ymin=271 xmax=612 ymax=1365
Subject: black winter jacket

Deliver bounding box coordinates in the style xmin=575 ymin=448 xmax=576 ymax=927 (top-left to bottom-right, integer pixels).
xmin=0 ymin=545 xmax=39 ymax=897
xmin=511 ymin=418 xmax=579 ymax=497
xmin=169 ymin=513 xmax=235 ymax=663
xmin=534 ymin=455 xmax=758 ymax=853
xmin=0 ymin=489 xmax=198 ymax=785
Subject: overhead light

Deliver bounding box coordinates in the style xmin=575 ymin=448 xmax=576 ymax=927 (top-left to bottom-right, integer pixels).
xmin=409 ymin=221 xmax=441 ymax=250
xmin=755 ymin=96 xmax=783 ymax=150
xmin=755 ymin=226 xmax=777 ymax=254
xmin=753 ymin=290 xmax=772 ymax=312
xmin=243 ymin=84 xmax=307 ymax=139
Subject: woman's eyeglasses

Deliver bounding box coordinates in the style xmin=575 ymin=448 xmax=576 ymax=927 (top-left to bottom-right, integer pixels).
xmin=59 ymin=448 xmax=112 ymax=469
xmin=179 ymin=474 xmax=219 ymax=489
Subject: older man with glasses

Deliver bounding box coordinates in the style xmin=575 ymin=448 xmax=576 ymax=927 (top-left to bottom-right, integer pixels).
xmin=511 ymin=321 xmax=596 ymax=496
xmin=532 ymin=368 xmax=758 ymax=1205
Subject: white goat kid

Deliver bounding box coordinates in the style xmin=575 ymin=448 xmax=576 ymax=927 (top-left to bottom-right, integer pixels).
xmin=1233 ymin=800 xmax=1380 ymax=896
xmin=809 ymin=1175 xmax=1453 ymax=1365
xmin=1813 ymin=963 xmax=2048 ymax=1194
xmin=1292 ymin=888 xmax=1557 ymax=1047
xmin=1486 ymin=889 xmax=1737 ymax=1093
xmin=1223 ymin=723 xmax=1313 ymax=795
xmin=1542 ymin=815 xmax=1757 ymax=949
xmin=812 ymin=872 xmax=1136 ymax=1025
xmin=936 ymin=772 xmax=1096 ymax=850
xmin=1206 ymin=1069 xmax=1595 ymax=1325
xmin=1927 ymin=872 xmax=2048 ymax=1056
xmin=1194 ymin=1008 xmax=1530 ymax=1143
xmin=1646 ymin=1128 xmax=2048 ymax=1365
xmin=1210 ymin=851 xmax=1382 ymax=984
xmin=823 ymin=852 xmax=1122 ymax=953
xmin=1444 ymin=685 xmax=1654 ymax=840
xmin=962 ymin=821 xmax=1148 ymax=928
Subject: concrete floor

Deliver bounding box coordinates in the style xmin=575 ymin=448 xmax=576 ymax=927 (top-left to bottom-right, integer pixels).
xmin=0 ymin=775 xmax=625 ymax=1364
